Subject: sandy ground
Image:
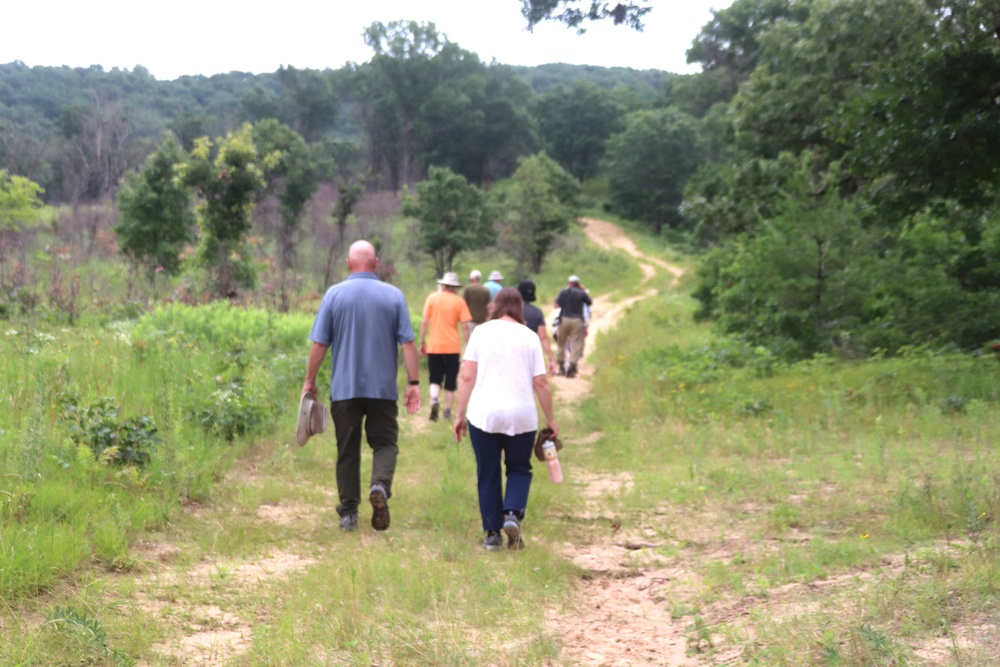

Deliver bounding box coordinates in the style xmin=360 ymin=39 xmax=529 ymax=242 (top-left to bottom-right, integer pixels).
xmin=542 ymin=218 xmax=696 ymax=667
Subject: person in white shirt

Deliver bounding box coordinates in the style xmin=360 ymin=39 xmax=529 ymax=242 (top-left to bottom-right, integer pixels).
xmin=453 ymin=288 xmax=559 ymax=551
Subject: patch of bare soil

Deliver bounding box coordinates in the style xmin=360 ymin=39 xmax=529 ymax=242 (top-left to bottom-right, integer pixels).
xmin=128 ymin=548 xmax=315 ymax=666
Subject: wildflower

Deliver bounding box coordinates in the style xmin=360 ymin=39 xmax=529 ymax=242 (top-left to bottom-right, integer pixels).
xmin=860 ymin=533 xmax=870 ymax=539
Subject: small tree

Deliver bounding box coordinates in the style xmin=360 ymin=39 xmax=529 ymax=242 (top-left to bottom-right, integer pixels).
xmin=252 ymin=120 xmax=320 ymax=311
xmin=495 ymin=152 xmax=580 ymax=273
xmin=403 ymin=166 xmax=494 ymax=277
xmin=603 ymin=108 xmax=700 ymax=233
xmin=181 ymin=124 xmax=268 ymax=298
xmin=115 ymin=134 xmax=195 ymax=287
xmin=0 ymin=169 xmax=45 ymax=291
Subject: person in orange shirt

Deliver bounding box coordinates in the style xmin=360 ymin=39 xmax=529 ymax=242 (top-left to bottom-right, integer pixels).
xmin=419 ymin=272 xmax=473 ymax=421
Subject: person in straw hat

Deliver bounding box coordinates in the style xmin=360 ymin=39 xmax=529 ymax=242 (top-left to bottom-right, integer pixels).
xmin=302 ymin=240 xmax=421 ymax=532
xmin=419 ymin=271 xmax=473 ymax=422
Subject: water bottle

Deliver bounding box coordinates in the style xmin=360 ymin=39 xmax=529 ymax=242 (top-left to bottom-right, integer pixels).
xmin=542 ymin=440 xmax=563 ymax=483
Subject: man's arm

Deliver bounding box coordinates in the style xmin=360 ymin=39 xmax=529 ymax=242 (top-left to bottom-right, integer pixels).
xmin=302 ymin=342 xmax=329 ymax=397
xmin=401 ymin=341 xmax=421 ymax=415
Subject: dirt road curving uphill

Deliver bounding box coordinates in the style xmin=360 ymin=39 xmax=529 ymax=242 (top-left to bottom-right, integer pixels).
xmin=545 ymin=219 xmax=696 ymax=667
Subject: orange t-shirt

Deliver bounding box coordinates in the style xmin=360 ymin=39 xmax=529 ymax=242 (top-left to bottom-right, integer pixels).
xmin=422 ymin=290 xmax=472 ymax=354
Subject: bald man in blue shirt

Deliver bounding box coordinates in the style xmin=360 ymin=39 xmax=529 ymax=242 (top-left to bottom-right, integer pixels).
xmin=303 ymin=240 xmax=421 ymax=532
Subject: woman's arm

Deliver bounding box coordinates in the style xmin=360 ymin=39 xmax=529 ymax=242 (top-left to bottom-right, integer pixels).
xmin=532 ymin=374 xmax=558 ymax=438
xmin=536 ymin=324 xmax=557 ymax=375
xmin=452 ymin=360 xmax=478 ymax=442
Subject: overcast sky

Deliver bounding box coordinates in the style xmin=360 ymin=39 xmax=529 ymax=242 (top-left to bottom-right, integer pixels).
xmin=3 ymin=1 xmax=733 ymax=80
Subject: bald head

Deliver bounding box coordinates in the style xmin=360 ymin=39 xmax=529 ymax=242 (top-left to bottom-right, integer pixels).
xmin=346 ymin=240 xmax=378 ymax=273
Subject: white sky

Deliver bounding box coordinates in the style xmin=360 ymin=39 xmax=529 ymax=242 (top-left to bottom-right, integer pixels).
xmin=3 ymin=1 xmax=733 ymax=80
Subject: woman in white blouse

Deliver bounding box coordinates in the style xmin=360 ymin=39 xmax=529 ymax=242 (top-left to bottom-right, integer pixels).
xmin=453 ymin=288 xmax=559 ymax=551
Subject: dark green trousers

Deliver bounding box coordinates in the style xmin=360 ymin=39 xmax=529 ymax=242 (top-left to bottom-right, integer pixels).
xmin=330 ymin=398 xmax=399 ymax=517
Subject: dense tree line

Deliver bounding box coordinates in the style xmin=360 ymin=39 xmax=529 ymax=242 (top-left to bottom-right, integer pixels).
xmin=671 ymin=0 xmax=1000 ymax=359
xmin=0 ymin=47 xmax=666 ymax=206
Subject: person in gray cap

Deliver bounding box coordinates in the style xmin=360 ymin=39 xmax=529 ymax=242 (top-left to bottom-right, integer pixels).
xmin=463 ymin=270 xmax=491 ymax=332
xmin=554 ymin=274 xmax=592 ymax=378
xmin=484 ymin=270 xmax=504 ymax=300
xmin=303 ymin=240 xmax=421 ymax=532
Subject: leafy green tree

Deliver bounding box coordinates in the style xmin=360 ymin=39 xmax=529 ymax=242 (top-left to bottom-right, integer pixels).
xmin=355 ymin=21 xmax=454 ymax=190
xmin=532 ymin=80 xmax=622 ymax=181
xmin=686 ymin=0 xmax=812 ymax=98
xmin=275 ymin=66 xmax=339 ymax=143
xmin=846 ymin=1 xmax=1000 ymax=216
xmin=423 ymin=64 xmax=538 ymax=185
xmin=181 ymin=124 xmax=268 ymax=298
xmin=403 ymin=165 xmax=495 ymax=277
xmin=0 ymin=169 xmax=44 ymax=231
xmin=493 ymin=151 xmax=580 ymax=273
xmin=323 ymin=178 xmax=363 ymax=287
xmin=252 ymin=120 xmax=321 ymax=310
xmin=603 ymin=107 xmax=699 ymax=232
xmin=115 ymin=135 xmax=195 ymax=286
xmin=704 ymin=156 xmax=877 ymax=358
xmin=521 ymin=0 xmax=652 ymax=31
xmin=0 ymin=168 xmax=44 ymax=293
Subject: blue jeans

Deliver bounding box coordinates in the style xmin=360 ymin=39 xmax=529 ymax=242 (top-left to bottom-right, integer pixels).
xmin=469 ymin=423 xmax=535 ymax=532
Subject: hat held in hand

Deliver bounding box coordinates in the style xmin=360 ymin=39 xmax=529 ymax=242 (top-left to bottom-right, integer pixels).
xmin=533 ymin=427 xmax=563 ymax=461
xmin=296 ymin=391 xmax=328 ymax=446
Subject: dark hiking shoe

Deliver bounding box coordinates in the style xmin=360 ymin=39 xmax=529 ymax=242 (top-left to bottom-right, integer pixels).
xmin=482 ymin=532 xmax=503 ymax=551
xmin=369 ymin=484 xmax=390 ymax=531
xmin=443 ymin=408 xmax=452 ymax=421
xmin=566 ymin=363 xmax=578 ymax=378
xmin=339 ymin=513 xmax=358 ymax=531
xmin=430 ymin=402 xmax=440 ymax=421
xmin=503 ymin=512 xmax=522 ymax=549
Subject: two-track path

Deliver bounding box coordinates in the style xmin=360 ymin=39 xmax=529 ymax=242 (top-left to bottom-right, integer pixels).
xmin=543 ymin=218 xmax=696 ymax=667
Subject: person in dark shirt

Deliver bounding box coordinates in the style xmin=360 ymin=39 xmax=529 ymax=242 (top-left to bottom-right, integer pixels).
xmin=463 ymin=270 xmax=491 ymax=332
xmin=554 ymin=274 xmax=593 ymax=378
xmin=517 ymin=279 xmax=557 ymax=375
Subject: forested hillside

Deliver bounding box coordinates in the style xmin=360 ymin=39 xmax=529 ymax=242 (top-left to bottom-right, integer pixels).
xmin=2 ymin=1 xmax=1000 ymax=361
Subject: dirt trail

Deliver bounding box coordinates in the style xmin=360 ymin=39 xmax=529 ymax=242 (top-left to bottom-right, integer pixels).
xmin=544 ymin=219 xmax=697 ymax=666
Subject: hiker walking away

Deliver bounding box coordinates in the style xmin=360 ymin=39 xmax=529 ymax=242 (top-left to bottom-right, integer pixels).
xmin=517 ymin=279 xmax=558 ymax=376
xmin=484 ymin=270 xmax=504 ymax=300
xmin=419 ymin=271 xmax=473 ymax=421
xmin=463 ymin=270 xmax=491 ymax=333
xmin=302 ymin=240 xmax=421 ymax=532
xmin=453 ymin=288 xmax=558 ymax=551
xmin=554 ymin=274 xmax=592 ymax=378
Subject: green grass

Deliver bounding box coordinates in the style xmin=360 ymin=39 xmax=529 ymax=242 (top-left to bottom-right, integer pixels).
xmin=2 ymin=214 xmax=999 ymax=665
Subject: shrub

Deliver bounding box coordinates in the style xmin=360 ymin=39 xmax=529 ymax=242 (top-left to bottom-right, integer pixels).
xmin=58 ymin=392 xmax=159 ymax=467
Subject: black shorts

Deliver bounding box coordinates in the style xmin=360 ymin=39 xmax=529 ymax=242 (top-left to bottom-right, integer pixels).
xmin=427 ymin=354 xmax=460 ymax=391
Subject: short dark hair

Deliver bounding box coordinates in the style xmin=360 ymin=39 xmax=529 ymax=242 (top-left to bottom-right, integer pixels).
xmin=489 ymin=287 xmax=525 ymax=323
xmin=517 ymin=279 xmax=536 ymax=303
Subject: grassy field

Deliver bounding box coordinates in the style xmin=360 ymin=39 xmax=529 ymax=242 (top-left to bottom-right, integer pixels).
xmin=1 ymin=214 xmax=999 ymax=666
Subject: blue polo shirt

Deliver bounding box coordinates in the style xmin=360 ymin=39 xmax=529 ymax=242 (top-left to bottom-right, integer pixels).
xmin=309 ymin=272 xmax=415 ymax=402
